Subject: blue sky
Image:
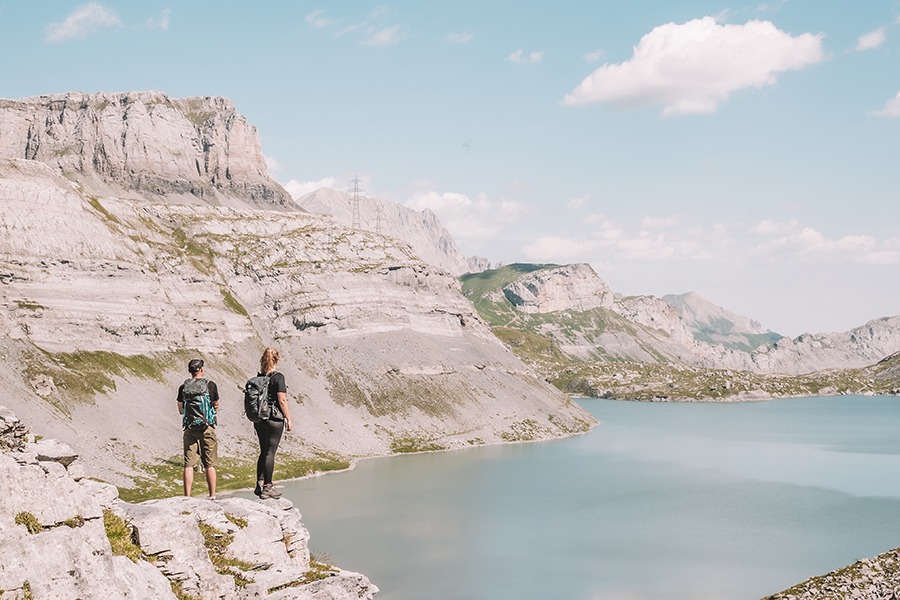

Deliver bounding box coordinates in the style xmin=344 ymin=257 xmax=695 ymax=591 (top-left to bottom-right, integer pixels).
xmin=2 ymin=1 xmax=898 ymax=336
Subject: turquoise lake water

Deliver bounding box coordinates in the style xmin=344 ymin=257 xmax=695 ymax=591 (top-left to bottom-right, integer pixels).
xmin=264 ymin=396 xmax=900 ymax=599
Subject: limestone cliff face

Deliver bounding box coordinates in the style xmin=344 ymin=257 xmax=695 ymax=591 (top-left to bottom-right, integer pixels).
xmin=0 ymin=91 xmax=292 ymax=209
xmin=503 ymin=264 xmax=615 ymax=314
xmin=0 ymin=408 xmax=377 ymax=600
xmin=296 ymin=188 xmax=471 ymax=276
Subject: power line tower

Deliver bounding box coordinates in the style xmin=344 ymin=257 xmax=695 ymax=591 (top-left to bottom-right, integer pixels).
xmin=348 ymin=175 xmax=365 ymax=230
xmin=375 ymin=201 xmax=384 ymax=236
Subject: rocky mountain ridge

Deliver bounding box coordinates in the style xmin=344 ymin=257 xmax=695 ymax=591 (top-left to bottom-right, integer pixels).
xmin=461 ymin=263 xmax=900 ymax=398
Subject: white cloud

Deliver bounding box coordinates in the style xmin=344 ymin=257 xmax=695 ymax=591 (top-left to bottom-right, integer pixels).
xmin=641 ymin=215 xmax=680 ymax=228
xmin=563 ymin=16 xmax=825 ymax=116
xmin=751 ymin=226 xmax=900 ymax=264
xmin=363 ymin=25 xmax=403 ymax=47
xmin=305 ymin=9 xmax=331 ymax=29
xmin=404 ymin=189 xmax=527 ymax=241
xmin=508 ymin=49 xmax=543 ymax=63
xmin=46 ymin=3 xmax=121 ymax=43
xmin=283 ymin=176 xmax=339 ymax=199
xmin=264 ymin=155 xmax=280 ymax=175
xmin=523 ymin=237 xmax=598 ymax=261
xmin=871 ymin=92 xmax=900 ymax=117
xmin=566 ymin=193 xmax=591 ymax=210
xmin=446 ymin=31 xmax=473 ymax=43
xmin=584 ymin=50 xmax=605 ymax=63
xmin=856 ymin=27 xmax=886 ymax=51
xmin=750 ymin=218 xmax=800 ymax=235
xmin=147 ymin=8 xmax=171 ymax=30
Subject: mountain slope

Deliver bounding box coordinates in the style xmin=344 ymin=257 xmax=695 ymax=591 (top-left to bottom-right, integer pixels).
xmin=0 ymin=94 xmax=594 ymax=491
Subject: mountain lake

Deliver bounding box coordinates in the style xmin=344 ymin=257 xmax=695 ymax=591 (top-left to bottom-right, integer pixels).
xmin=240 ymin=395 xmax=900 ymax=599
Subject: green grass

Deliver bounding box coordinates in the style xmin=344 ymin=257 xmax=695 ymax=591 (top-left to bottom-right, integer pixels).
xmin=86 ymin=196 xmax=121 ymax=225
xmin=390 ymin=436 xmax=447 ymax=453
xmin=118 ymin=453 xmax=351 ymax=502
xmin=104 ymin=510 xmax=143 ymax=562
xmin=220 ymin=288 xmax=249 ymax=317
xmin=15 ymin=300 xmax=46 ymax=311
xmin=15 ymin=512 xmax=42 ymax=534
xmin=198 ymin=521 xmax=256 ymax=586
xmin=23 ymin=349 xmax=178 ymax=409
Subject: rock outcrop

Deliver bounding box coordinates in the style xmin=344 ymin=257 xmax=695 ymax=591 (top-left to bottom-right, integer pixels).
xmin=503 ymin=263 xmax=615 ymax=314
xmin=765 ymin=547 xmax=900 ymax=600
xmin=0 ymin=408 xmax=376 ymax=599
xmin=0 ymin=91 xmax=292 ymax=209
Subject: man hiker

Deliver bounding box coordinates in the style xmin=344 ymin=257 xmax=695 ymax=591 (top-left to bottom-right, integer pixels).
xmin=177 ymin=358 xmax=220 ymax=499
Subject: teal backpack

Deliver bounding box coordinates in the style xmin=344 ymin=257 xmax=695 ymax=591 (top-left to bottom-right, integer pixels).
xmin=181 ymin=378 xmax=216 ymax=430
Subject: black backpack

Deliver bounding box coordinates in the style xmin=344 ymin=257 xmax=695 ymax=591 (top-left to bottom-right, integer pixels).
xmin=243 ymin=375 xmax=272 ymax=423
xmin=182 ymin=378 xmax=216 ymax=430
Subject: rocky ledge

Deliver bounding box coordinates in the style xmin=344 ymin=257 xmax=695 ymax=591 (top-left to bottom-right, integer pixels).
xmin=764 ymin=548 xmax=900 ymax=599
xmin=0 ymin=407 xmax=377 ymax=599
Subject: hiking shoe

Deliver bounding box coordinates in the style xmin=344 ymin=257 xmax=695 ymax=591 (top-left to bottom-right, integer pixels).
xmin=254 ymin=481 xmax=263 ymax=497
xmin=259 ymin=484 xmax=281 ymax=500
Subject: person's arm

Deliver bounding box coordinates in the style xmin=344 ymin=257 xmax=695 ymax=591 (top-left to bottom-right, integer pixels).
xmin=277 ymin=392 xmax=292 ymax=432
xmin=177 ymin=386 xmax=184 ymax=415
xmin=209 ymin=381 xmax=220 ymax=412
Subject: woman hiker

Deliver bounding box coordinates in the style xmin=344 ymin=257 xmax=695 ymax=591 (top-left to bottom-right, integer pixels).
xmin=254 ymin=347 xmax=293 ymax=499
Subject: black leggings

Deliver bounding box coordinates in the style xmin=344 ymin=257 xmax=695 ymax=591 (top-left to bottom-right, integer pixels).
xmin=254 ymin=419 xmax=285 ymax=484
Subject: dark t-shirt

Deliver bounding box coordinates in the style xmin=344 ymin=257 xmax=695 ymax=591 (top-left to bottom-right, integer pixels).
xmin=259 ymin=371 xmax=286 ymax=421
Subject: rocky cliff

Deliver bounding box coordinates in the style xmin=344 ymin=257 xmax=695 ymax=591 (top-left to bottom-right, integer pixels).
xmin=0 ymin=93 xmax=594 ymax=491
xmin=0 ymin=91 xmax=292 ymax=209
xmin=0 ymin=407 xmax=377 ymax=599
xmin=296 ymin=187 xmax=472 ymax=276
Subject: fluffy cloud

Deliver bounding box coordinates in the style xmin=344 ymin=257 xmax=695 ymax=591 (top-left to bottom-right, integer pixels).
xmin=566 ymin=193 xmax=591 ymax=210
xmin=446 ymin=31 xmax=474 ymax=43
xmin=856 ymin=27 xmax=886 ymax=51
xmin=508 ymin=49 xmax=543 ymax=63
xmin=750 ymin=223 xmax=900 ymax=264
xmin=363 ymin=25 xmax=403 ymax=47
xmin=871 ymin=92 xmax=900 ymax=117
xmin=584 ymin=50 xmax=605 ymax=63
xmin=45 ymin=3 xmax=121 ymax=43
xmin=405 ymin=189 xmax=528 ymax=241
xmin=305 ymin=9 xmax=331 ymax=29
xmin=563 ymin=17 xmax=825 ymax=115
xmin=283 ymin=176 xmax=339 ymax=199
xmin=522 ymin=237 xmax=598 ymax=261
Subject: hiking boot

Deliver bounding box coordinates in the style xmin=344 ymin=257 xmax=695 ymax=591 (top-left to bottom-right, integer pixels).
xmin=254 ymin=481 xmax=263 ymax=497
xmin=259 ymin=484 xmax=281 ymax=500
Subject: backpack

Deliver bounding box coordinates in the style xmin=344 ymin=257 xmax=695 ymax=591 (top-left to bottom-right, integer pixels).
xmin=182 ymin=378 xmax=216 ymax=430
xmin=243 ymin=375 xmax=272 ymax=423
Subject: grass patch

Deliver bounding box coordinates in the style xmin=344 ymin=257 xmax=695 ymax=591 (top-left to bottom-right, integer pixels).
xmin=104 ymin=510 xmax=142 ymax=562
xmin=118 ymin=453 xmax=350 ymax=502
xmin=220 ymin=288 xmax=248 ymax=317
xmin=15 ymin=300 xmax=45 ymax=311
xmin=24 ymin=348 xmax=176 ymax=408
xmin=198 ymin=521 xmax=256 ymax=587
xmin=15 ymin=512 xmax=42 ymax=534
xmin=268 ymin=552 xmax=338 ymax=593
xmin=225 ymin=514 xmax=248 ymax=529
xmin=390 ymin=435 xmax=447 ymax=454
xmin=170 ymin=580 xmax=200 ymax=600
xmin=86 ymin=196 xmax=121 ymax=225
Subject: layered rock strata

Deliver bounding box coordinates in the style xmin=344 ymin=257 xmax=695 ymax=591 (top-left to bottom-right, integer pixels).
xmin=0 ymin=91 xmax=292 ymax=209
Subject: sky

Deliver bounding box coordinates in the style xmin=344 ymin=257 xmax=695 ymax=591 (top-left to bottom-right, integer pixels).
xmin=1 ymin=1 xmax=898 ymax=337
